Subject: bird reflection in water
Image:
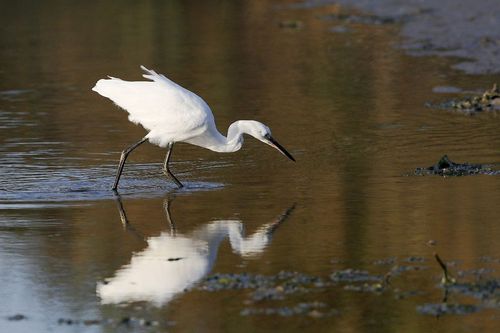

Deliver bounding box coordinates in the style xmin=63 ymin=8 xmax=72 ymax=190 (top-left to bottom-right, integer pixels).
xmin=97 ymin=196 xmax=295 ymax=306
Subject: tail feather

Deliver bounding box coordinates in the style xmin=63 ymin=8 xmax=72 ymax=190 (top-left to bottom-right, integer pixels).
xmin=140 ymin=65 xmax=177 ymax=88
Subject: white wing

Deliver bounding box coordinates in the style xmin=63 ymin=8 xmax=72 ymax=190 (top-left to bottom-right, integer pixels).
xmin=92 ymin=66 xmax=214 ymax=146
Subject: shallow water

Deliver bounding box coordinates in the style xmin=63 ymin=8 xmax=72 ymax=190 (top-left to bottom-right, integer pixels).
xmin=1 ymin=1 xmax=500 ymax=332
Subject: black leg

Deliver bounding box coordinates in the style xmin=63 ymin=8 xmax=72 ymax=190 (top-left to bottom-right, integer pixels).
xmin=112 ymin=137 xmax=148 ymax=191
xmin=163 ymin=198 xmax=176 ymax=236
xmin=163 ymin=142 xmax=184 ymax=188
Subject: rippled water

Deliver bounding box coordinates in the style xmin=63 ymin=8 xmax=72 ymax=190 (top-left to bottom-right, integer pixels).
xmin=1 ymin=1 xmax=500 ymax=332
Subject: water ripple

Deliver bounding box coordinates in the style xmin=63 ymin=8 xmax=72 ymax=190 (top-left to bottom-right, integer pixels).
xmin=0 ymin=163 xmax=224 ymax=204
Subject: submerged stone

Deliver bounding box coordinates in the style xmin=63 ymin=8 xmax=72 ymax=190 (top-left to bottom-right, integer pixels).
xmin=432 ymin=86 xmax=463 ymax=94
xmin=321 ymin=13 xmax=399 ymax=25
xmin=344 ymin=283 xmax=385 ymax=293
xmin=390 ymin=264 xmax=427 ymax=275
xmin=240 ymin=302 xmax=334 ymax=317
xmin=279 ymin=20 xmax=304 ymax=29
xmin=7 ymin=314 xmax=27 ymax=321
xmin=404 ymin=256 xmax=427 ymax=263
xmin=200 ymin=272 xmax=324 ymax=296
xmin=373 ymin=257 xmax=396 ymax=266
xmin=329 ymin=25 xmax=350 ymax=33
xmin=417 ymin=303 xmax=479 ymax=316
xmin=330 ymin=269 xmax=382 ymax=283
xmin=448 ymin=279 xmax=500 ymax=302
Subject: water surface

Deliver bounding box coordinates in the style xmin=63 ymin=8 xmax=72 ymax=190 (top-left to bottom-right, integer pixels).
xmin=1 ymin=1 xmax=500 ymax=332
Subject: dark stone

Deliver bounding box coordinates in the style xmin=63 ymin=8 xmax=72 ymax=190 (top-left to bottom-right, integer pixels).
xmin=415 ymin=155 xmax=498 ymax=176
xmin=120 ymin=317 xmax=131 ymax=325
xmin=7 ymin=314 xmax=27 ymax=321
xmin=83 ymin=319 xmax=101 ymax=326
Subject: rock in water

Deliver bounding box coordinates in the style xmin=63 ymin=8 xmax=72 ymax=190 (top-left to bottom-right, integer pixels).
xmin=415 ymin=155 xmax=498 ymax=176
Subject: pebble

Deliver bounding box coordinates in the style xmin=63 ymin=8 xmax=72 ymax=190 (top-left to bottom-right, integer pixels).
xmin=7 ymin=314 xmax=27 ymax=321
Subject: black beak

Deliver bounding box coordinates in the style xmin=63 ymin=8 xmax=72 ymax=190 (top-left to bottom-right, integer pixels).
xmin=267 ymin=135 xmax=295 ymax=162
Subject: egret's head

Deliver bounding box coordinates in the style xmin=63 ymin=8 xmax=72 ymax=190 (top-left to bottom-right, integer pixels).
xmin=240 ymin=120 xmax=295 ymax=162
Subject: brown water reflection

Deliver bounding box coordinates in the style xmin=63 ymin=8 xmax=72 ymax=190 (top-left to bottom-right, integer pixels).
xmin=1 ymin=0 xmax=500 ymax=332
xmin=97 ymin=196 xmax=294 ymax=306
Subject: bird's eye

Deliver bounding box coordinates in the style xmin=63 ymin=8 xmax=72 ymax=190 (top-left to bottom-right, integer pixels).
xmin=264 ymin=133 xmax=271 ymax=139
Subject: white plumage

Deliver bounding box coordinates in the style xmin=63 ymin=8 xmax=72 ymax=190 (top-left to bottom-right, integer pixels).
xmin=93 ymin=66 xmax=295 ymax=190
xmin=93 ymin=66 xmax=211 ymax=147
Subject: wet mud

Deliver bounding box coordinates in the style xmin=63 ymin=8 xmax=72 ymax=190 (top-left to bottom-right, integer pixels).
xmin=4 ymin=254 xmax=498 ymax=325
xmin=415 ymin=155 xmax=500 ymax=176
xmin=426 ymin=84 xmax=500 ymax=114
xmin=193 ymin=255 xmax=500 ymax=318
xmin=297 ymin=0 xmax=500 ymax=74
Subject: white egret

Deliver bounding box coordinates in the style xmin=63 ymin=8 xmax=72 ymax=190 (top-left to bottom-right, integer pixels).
xmin=92 ymin=66 xmax=295 ymax=190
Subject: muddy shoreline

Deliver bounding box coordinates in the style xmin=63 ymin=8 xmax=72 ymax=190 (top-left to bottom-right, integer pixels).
xmin=296 ymin=0 xmax=500 ymax=74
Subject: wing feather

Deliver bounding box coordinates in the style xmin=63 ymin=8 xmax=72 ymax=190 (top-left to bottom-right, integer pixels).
xmin=92 ymin=66 xmax=213 ymax=145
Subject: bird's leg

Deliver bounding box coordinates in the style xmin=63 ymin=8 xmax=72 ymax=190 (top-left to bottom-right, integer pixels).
xmin=163 ymin=142 xmax=184 ymax=188
xmin=112 ymin=137 xmax=148 ymax=191
xmin=163 ymin=197 xmax=176 ymax=236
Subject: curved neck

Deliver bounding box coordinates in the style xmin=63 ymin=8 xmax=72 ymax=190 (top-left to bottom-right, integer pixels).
xmin=203 ymin=121 xmax=244 ymax=153
xmin=225 ymin=121 xmax=245 ymax=150
xmin=186 ymin=120 xmax=252 ymax=153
